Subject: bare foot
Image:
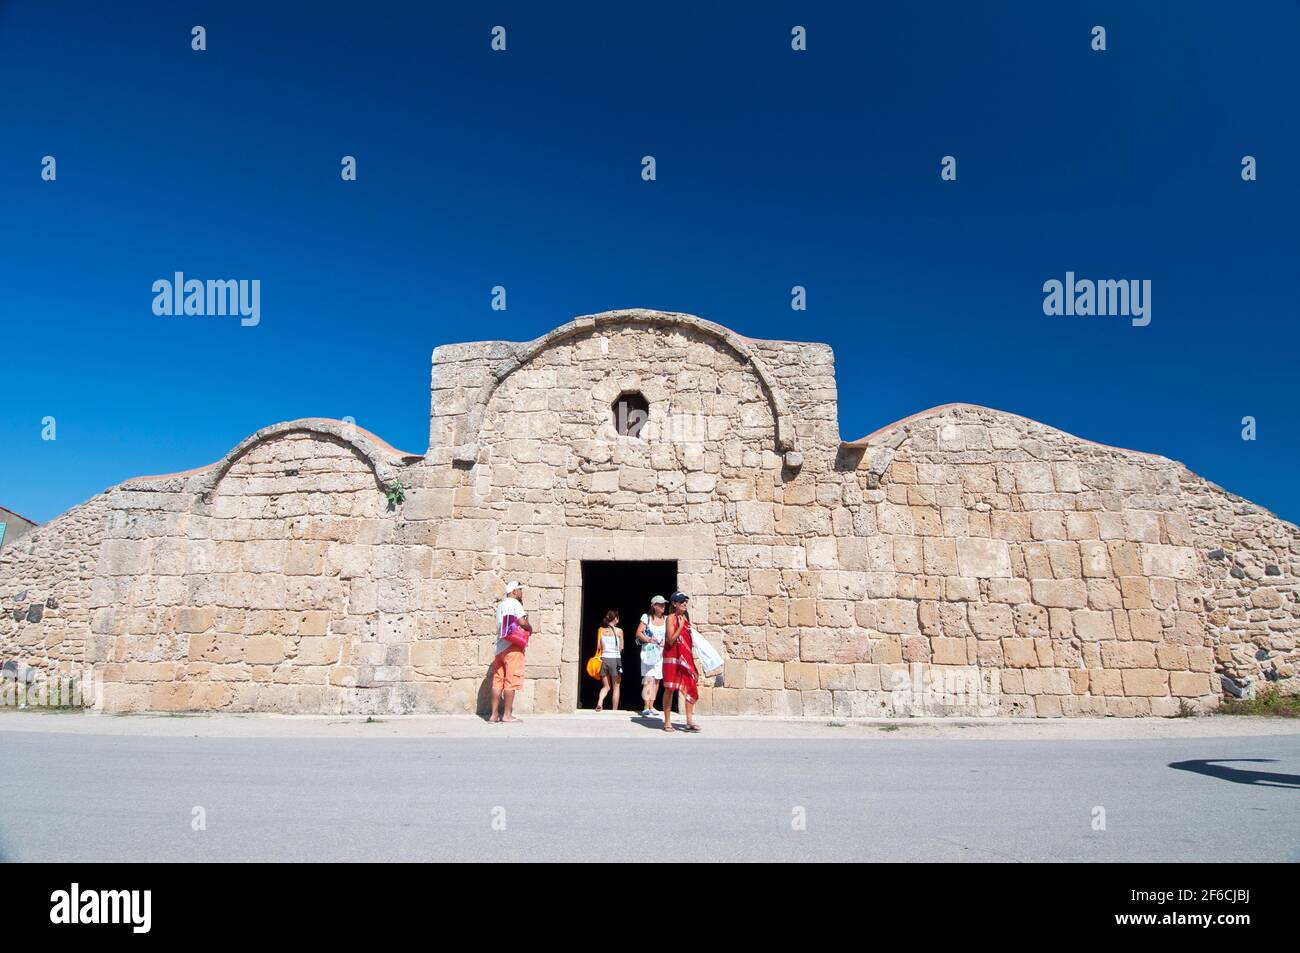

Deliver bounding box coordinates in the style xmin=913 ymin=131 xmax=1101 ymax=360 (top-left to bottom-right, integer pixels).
xmin=503 ymin=716 xmax=522 ymax=723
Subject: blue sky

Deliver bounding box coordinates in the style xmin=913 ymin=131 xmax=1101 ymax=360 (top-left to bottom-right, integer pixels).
xmin=1 ymin=1 xmax=1297 ymax=524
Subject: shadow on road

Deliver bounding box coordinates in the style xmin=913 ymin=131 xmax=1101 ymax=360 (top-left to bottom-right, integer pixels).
xmin=1169 ymin=758 xmax=1300 ymax=789
xmin=629 ymin=714 xmax=703 ymax=732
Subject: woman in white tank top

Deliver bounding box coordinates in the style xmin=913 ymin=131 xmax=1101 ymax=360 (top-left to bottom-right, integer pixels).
xmin=595 ymin=610 xmax=623 ymax=712
xmin=635 ymin=595 xmax=669 ymax=717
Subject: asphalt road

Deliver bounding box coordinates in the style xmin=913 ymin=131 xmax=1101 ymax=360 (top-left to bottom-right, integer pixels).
xmin=2 ymin=729 xmax=1297 ymax=861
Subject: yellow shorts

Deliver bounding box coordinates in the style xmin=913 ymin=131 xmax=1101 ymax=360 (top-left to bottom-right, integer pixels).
xmin=491 ymin=647 xmax=525 ymax=692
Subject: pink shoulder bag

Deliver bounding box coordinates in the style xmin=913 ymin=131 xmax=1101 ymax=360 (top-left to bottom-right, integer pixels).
xmin=501 ymin=616 xmax=530 ymax=649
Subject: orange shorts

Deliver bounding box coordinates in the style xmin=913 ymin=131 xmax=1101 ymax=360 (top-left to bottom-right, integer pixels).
xmin=491 ymin=646 xmax=525 ymax=692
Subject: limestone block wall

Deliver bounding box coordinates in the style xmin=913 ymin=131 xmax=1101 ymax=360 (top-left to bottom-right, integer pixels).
xmin=0 ymin=421 xmax=439 ymax=713
xmin=0 ymin=310 xmax=1295 ymax=716
xmin=820 ymin=408 xmax=1220 ymax=716
xmin=95 ymin=431 xmax=401 ymax=713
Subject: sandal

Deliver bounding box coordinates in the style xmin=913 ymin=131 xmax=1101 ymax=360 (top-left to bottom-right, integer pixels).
xmin=684 ymin=723 xmax=701 ymax=732
xmin=595 ymin=706 xmax=603 ymax=713
xmin=662 ymin=724 xmax=676 ymax=732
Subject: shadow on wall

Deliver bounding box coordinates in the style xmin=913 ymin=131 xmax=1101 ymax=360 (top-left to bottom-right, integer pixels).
xmin=1168 ymin=758 xmax=1300 ymax=789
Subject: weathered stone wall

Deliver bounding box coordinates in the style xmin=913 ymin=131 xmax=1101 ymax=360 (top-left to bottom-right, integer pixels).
xmin=95 ymin=431 xmax=399 ymax=712
xmin=832 ymin=408 xmax=1214 ymax=717
xmin=0 ymin=494 xmax=111 ymax=680
xmin=1 ymin=310 xmax=1294 ymax=715
xmin=1179 ymin=471 xmax=1300 ymax=693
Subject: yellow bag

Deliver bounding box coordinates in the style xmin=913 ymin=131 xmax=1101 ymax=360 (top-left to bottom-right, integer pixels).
xmin=587 ymin=627 xmax=608 ymax=680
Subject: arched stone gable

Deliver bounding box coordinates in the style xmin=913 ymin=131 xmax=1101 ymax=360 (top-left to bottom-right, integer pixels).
xmin=439 ymin=310 xmax=801 ymax=466
xmin=189 ymin=419 xmax=420 ymax=502
xmin=113 ymin=418 xmax=422 ymax=503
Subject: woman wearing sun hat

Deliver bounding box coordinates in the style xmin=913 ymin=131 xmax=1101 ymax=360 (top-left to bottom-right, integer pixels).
xmin=635 ymin=595 xmax=668 ymax=717
xmin=660 ymin=592 xmax=700 ymax=732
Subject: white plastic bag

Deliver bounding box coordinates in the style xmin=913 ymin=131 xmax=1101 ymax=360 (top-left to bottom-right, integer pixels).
xmin=693 ymin=631 xmax=724 ymax=676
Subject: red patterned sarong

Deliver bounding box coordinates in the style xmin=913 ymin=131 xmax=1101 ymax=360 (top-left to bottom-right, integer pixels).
xmin=661 ymin=618 xmax=698 ymax=703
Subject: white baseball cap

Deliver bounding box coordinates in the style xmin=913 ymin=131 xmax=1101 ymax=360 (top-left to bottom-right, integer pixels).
xmin=504 ymin=581 xmax=523 ymax=596
xmin=650 ymin=595 xmax=667 ymax=604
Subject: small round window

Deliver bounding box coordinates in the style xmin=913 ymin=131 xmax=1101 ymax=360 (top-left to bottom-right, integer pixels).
xmin=612 ymin=392 xmax=649 ymax=438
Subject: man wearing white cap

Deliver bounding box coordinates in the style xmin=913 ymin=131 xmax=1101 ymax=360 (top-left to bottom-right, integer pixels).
xmin=489 ymin=582 xmax=532 ymax=723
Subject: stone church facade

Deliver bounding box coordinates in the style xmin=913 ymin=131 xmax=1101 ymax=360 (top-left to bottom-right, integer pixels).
xmin=2 ymin=309 xmax=1296 ymax=716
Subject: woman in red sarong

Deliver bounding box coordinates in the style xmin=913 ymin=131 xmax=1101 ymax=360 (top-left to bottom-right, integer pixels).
xmin=661 ymin=591 xmax=700 ymax=732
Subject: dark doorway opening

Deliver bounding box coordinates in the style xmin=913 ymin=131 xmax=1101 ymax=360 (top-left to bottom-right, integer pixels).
xmin=578 ymin=560 xmax=677 ymax=711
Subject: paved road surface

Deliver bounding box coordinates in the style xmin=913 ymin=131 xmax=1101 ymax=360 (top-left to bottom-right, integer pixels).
xmin=2 ymin=719 xmax=1297 ymax=861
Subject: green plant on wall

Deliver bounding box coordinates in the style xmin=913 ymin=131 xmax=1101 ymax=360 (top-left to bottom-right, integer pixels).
xmin=384 ymin=480 xmax=406 ymax=511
